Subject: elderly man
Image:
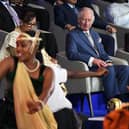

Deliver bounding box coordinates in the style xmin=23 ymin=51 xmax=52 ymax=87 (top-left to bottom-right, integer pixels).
xmin=66 ymin=7 xmax=129 ymax=101
xmin=54 ymin=0 xmax=116 ymax=56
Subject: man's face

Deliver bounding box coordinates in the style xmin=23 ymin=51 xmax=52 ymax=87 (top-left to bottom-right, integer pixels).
xmin=78 ymin=10 xmax=94 ymax=31
xmin=67 ymin=0 xmax=77 ymax=5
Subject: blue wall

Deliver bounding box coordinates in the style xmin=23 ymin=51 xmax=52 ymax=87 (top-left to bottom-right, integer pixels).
xmin=67 ymin=92 xmax=107 ymax=117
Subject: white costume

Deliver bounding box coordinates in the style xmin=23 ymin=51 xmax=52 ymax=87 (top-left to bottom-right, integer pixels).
xmin=104 ymin=3 xmax=129 ymax=28
xmin=47 ymin=65 xmax=72 ymax=112
xmin=41 ymin=49 xmax=72 ymax=112
xmin=0 ymin=30 xmax=20 ymax=61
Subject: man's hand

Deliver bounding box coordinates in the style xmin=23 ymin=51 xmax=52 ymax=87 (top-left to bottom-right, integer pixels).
xmin=93 ymin=58 xmax=108 ymax=67
xmin=106 ymin=25 xmax=117 ymax=33
xmin=55 ymin=0 xmax=64 ymax=5
xmin=96 ymin=67 xmax=108 ymax=76
xmin=65 ymin=24 xmax=76 ymax=31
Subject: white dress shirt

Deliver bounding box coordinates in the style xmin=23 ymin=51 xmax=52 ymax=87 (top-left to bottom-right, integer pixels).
xmin=84 ymin=31 xmax=99 ymax=67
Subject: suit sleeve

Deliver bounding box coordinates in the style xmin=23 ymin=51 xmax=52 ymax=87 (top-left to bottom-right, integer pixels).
xmin=66 ymin=32 xmax=92 ymax=64
xmin=54 ymin=5 xmax=67 ymax=29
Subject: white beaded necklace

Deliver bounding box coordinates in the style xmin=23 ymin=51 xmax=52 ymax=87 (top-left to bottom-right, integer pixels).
xmin=24 ymin=59 xmax=40 ymax=73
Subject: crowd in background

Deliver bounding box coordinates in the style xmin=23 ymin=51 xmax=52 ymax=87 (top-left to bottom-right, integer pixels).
xmin=0 ymin=0 xmax=129 ymax=129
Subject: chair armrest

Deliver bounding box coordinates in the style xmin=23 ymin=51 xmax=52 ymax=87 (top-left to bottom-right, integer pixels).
xmin=109 ymin=24 xmax=129 ymax=49
xmin=110 ymin=56 xmax=128 ymax=65
xmin=27 ymin=3 xmax=46 ymax=10
xmin=57 ymin=52 xmax=91 ymax=94
xmin=57 ymin=51 xmax=105 ymax=94
xmin=57 ymin=51 xmax=89 ymax=71
xmin=116 ymin=48 xmax=129 ymax=63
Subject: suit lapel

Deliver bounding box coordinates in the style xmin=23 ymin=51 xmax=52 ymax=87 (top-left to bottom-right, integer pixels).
xmin=77 ymin=29 xmax=100 ymax=56
xmin=0 ymin=2 xmax=14 ymax=22
xmin=77 ymin=29 xmax=96 ymax=51
xmin=77 ymin=29 xmax=92 ymax=48
xmin=64 ymin=4 xmax=78 ymax=16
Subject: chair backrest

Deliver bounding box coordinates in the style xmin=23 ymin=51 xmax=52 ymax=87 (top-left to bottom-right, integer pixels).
xmin=0 ymin=30 xmax=8 ymax=99
xmin=51 ymin=25 xmax=68 ymax=52
xmin=0 ymin=30 xmax=8 ymax=49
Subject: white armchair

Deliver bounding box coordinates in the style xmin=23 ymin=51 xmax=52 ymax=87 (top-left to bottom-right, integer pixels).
xmin=57 ymin=51 xmax=128 ymax=117
xmin=116 ymin=48 xmax=129 ymax=63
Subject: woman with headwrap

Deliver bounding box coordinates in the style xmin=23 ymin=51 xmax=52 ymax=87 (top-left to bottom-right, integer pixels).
xmin=0 ymin=32 xmax=108 ymax=129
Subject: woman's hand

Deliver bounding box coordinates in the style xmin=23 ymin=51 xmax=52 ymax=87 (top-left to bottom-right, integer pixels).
xmin=27 ymin=101 xmax=42 ymax=114
xmin=50 ymin=57 xmax=58 ymax=64
xmin=96 ymin=67 xmax=108 ymax=76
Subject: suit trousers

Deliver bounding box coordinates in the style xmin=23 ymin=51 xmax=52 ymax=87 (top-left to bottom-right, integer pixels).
xmin=102 ymin=65 xmax=129 ymax=99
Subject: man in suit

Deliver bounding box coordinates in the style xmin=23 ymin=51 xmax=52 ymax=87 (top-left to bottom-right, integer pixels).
xmin=77 ymin=0 xmax=117 ymax=56
xmin=54 ymin=0 xmax=116 ymax=56
xmin=54 ymin=0 xmax=78 ymax=31
xmin=66 ymin=7 xmax=129 ymax=101
xmin=0 ymin=0 xmax=20 ymax=32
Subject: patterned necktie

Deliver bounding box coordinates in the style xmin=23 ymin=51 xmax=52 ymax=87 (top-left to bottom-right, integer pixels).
xmin=5 ymin=2 xmax=20 ymax=26
xmin=85 ymin=32 xmax=99 ymax=56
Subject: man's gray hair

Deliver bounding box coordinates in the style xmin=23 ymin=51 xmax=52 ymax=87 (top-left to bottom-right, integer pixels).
xmin=78 ymin=7 xmax=95 ymax=23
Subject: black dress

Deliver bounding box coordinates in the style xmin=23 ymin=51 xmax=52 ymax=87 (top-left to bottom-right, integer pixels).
xmin=0 ymin=57 xmax=46 ymax=129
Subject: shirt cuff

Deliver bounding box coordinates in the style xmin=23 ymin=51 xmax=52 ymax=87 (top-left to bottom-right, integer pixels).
xmin=106 ymin=25 xmax=111 ymax=30
xmin=105 ymin=60 xmax=112 ymax=63
xmin=88 ymin=57 xmax=94 ymax=67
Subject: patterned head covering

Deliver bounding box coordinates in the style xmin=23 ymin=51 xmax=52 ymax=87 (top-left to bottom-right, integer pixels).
xmin=16 ymin=31 xmax=42 ymax=53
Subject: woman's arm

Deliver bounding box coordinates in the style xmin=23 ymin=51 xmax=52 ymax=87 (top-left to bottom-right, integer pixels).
xmin=27 ymin=66 xmax=54 ymax=114
xmin=0 ymin=57 xmax=14 ymax=79
xmin=39 ymin=67 xmax=54 ymax=103
xmin=67 ymin=67 xmax=108 ymax=78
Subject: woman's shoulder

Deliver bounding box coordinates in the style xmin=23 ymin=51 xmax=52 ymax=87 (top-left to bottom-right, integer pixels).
xmin=40 ymin=64 xmax=47 ymax=74
xmin=0 ymin=56 xmax=17 ymax=73
xmin=6 ymin=56 xmax=18 ymax=71
xmin=40 ymin=64 xmax=53 ymax=76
